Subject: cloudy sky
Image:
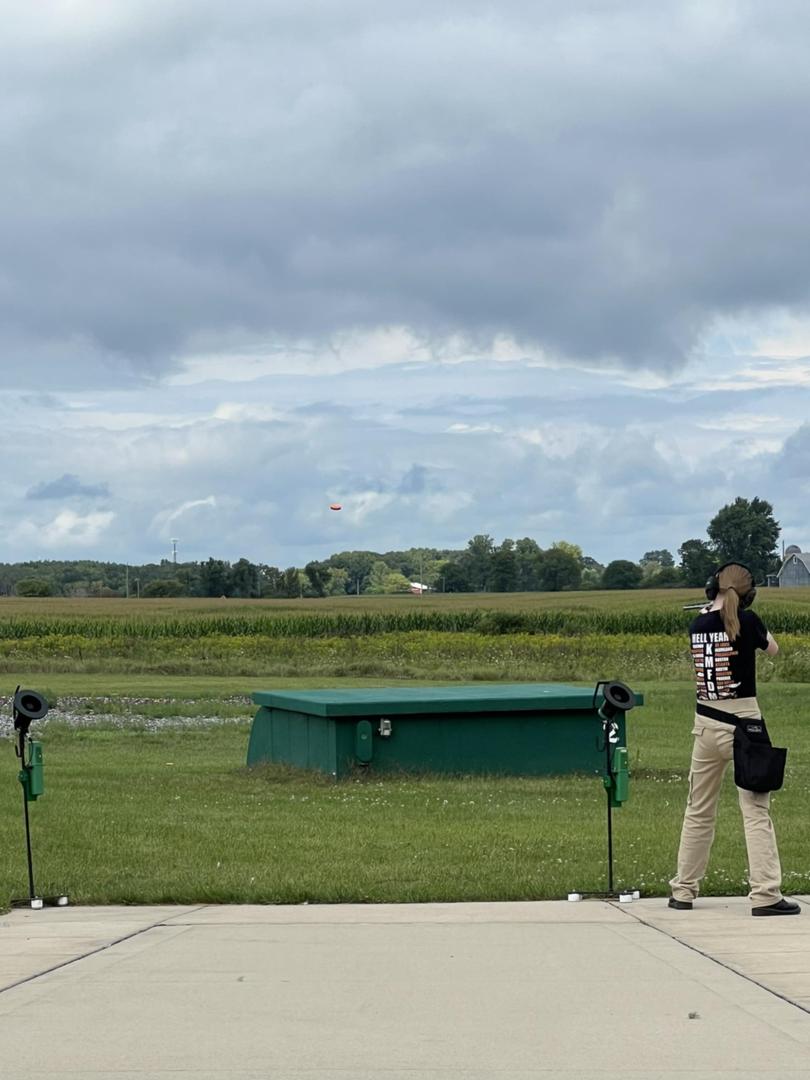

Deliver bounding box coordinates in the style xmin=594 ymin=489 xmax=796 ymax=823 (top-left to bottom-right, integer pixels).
xmin=2 ymin=0 xmax=810 ymax=568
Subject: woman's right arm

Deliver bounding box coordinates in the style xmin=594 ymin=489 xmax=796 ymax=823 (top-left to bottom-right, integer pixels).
xmin=765 ymin=632 xmax=779 ymax=657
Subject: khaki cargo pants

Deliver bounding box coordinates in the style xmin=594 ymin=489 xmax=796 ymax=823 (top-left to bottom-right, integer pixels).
xmin=670 ymin=696 xmax=783 ymax=908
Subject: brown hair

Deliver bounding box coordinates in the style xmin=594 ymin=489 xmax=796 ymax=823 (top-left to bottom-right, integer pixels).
xmin=716 ymin=563 xmax=753 ymax=642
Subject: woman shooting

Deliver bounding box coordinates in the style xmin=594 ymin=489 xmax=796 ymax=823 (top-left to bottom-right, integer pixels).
xmin=669 ymin=562 xmax=799 ymax=916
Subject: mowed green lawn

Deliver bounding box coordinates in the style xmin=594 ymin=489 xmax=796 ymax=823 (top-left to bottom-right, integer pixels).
xmin=2 ymin=679 xmax=809 ymax=907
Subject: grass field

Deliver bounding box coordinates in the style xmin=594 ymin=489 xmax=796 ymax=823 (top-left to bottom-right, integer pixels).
xmin=1 ymin=589 xmax=809 ymax=909
xmin=1 ymin=679 xmax=809 ymax=908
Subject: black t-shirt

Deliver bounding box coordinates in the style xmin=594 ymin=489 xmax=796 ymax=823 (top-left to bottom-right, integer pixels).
xmin=690 ymin=609 xmax=769 ymax=701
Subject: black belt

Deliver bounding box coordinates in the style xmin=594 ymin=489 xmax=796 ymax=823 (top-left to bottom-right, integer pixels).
xmin=695 ymin=701 xmax=751 ymax=727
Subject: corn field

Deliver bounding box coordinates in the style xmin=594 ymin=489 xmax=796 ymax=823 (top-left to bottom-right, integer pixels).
xmin=1 ymin=590 xmax=810 ymax=639
xmin=0 ymin=590 xmax=808 ymax=680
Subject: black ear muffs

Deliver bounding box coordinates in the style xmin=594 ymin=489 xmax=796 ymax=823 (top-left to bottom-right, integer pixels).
xmin=705 ymin=562 xmax=757 ymax=609
xmin=740 ymin=585 xmax=757 ymax=609
xmin=704 ymin=572 xmax=719 ymax=602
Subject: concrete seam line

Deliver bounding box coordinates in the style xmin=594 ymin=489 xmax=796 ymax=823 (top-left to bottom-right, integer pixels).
xmin=610 ymin=902 xmax=810 ymax=1019
xmin=0 ymin=904 xmax=210 ymax=997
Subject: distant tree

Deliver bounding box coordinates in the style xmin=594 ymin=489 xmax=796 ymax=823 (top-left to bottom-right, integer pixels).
xmin=142 ymin=578 xmax=186 ymax=597
xmin=707 ymin=496 xmax=780 ymax=581
xmin=304 ymin=561 xmax=330 ymax=598
xmin=642 ymin=549 xmax=675 ymax=567
xmin=538 ymin=548 xmax=582 ymax=591
xmin=641 ymin=566 xmax=684 ymax=589
xmin=491 ymin=539 xmax=517 ymax=592
xmin=257 ymin=565 xmax=284 ymax=598
xmin=383 ymin=571 xmax=411 ymax=593
xmin=464 ymin=534 xmax=496 ymax=591
xmin=580 ymin=567 xmax=604 ymax=590
xmin=229 ymin=558 xmax=260 ymax=598
xmin=602 ymin=560 xmax=643 ymax=590
xmin=297 ymin=570 xmax=312 ymax=597
xmin=15 ymin=578 xmax=52 ymax=597
xmin=438 ymin=559 xmax=472 ymax=593
xmin=281 ymin=567 xmax=300 ymax=598
xmin=580 ymin=555 xmax=604 ymax=589
xmin=176 ymin=563 xmax=203 ymax=597
xmin=678 ymin=539 xmax=717 ymax=587
xmin=325 ymin=567 xmax=350 ymax=595
xmin=551 ymin=540 xmax=583 ymax=561
xmin=423 ymin=558 xmax=446 ymax=590
xmin=327 ymin=550 xmax=379 ymax=594
xmin=367 ymin=560 xmax=396 ymax=594
xmin=200 ymin=557 xmax=229 ymax=597
xmin=514 ymin=538 xmax=543 ymax=591
xmin=386 ymin=547 xmax=436 ymax=582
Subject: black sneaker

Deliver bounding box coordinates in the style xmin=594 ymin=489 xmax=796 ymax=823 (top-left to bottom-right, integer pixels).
xmin=752 ymin=899 xmax=801 ymax=917
xmin=668 ymin=897 xmax=693 ymax=910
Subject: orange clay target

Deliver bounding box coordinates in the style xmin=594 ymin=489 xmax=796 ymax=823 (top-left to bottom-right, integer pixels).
xmin=329 ymin=503 xmax=342 ymax=511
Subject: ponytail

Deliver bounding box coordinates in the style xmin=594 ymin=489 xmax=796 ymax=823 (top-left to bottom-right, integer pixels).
xmin=716 ymin=563 xmax=753 ymax=642
xmin=720 ymin=587 xmax=741 ymax=642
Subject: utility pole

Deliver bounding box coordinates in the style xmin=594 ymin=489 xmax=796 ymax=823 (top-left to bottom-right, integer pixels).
xmin=171 ymin=538 xmax=179 ymax=564
xmin=125 ymin=565 xmax=129 ymax=599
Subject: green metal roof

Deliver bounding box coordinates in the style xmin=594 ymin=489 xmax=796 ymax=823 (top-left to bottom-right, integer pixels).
xmin=251 ymin=683 xmax=643 ymax=717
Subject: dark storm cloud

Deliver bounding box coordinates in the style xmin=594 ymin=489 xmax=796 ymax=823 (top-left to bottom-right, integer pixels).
xmin=27 ymin=473 xmax=111 ymax=500
xmin=3 ymin=1 xmax=810 ymax=378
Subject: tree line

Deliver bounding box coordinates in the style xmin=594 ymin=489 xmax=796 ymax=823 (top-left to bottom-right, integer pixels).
xmin=1 ymin=496 xmax=783 ymax=598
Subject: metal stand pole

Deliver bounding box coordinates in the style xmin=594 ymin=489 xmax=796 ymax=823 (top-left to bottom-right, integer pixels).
xmin=22 ymin=773 xmax=36 ymax=901
xmin=606 ymin=786 xmax=614 ymax=895
xmin=18 ymin=730 xmax=37 ymax=902
xmin=605 ymin=725 xmax=614 ymax=895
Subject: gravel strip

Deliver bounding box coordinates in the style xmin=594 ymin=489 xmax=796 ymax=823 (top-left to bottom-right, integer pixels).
xmin=0 ymin=714 xmax=250 ymax=736
xmin=0 ymin=695 xmax=252 ymax=736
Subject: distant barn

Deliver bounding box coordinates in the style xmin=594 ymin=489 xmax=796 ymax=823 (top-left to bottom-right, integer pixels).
xmin=777 ymin=545 xmax=810 ymax=587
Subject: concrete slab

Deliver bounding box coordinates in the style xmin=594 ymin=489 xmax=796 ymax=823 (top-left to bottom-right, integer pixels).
xmin=0 ymin=906 xmax=204 ymax=990
xmin=1 ymin=901 xmax=810 ymax=1079
xmin=161 ymin=899 xmax=631 ymax=925
xmin=624 ymin=894 xmax=810 ymax=1012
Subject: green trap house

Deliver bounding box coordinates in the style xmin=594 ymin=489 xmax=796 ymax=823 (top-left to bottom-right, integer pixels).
xmin=246 ymin=683 xmax=642 ymax=780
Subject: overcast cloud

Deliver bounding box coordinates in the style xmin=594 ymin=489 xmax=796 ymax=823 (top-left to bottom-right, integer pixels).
xmin=1 ymin=1 xmax=810 ymax=566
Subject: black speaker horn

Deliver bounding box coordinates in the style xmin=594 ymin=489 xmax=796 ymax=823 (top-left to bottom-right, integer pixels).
xmin=13 ymin=688 xmax=49 ymax=730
